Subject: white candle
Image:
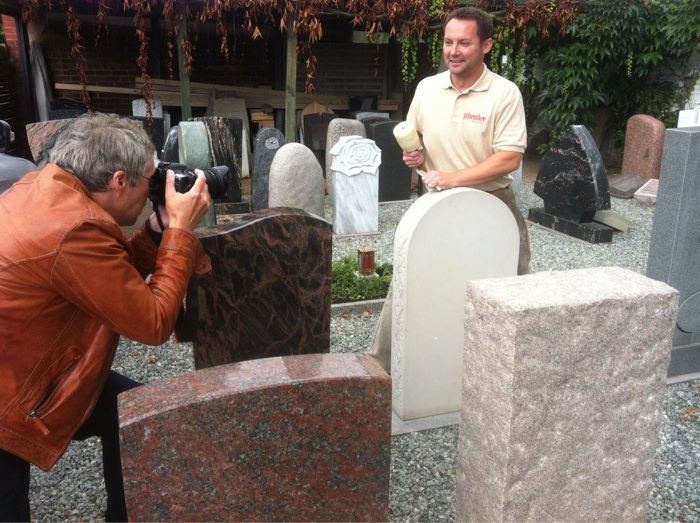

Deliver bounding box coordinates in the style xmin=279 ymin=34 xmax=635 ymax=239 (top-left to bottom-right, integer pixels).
xmin=393 ymin=121 xmax=421 ymax=152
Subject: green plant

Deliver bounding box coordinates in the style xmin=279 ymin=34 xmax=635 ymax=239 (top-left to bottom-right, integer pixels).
xmin=331 ymin=255 xmax=392 ymax=303
xmin=532 ymin=0 xmax=700 ymax=150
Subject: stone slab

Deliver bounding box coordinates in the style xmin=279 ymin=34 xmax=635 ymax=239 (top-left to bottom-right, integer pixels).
xmin=252 ymin=127 xmax=285 ymax=211
xmin=119 ymin=353 xmax=391 ymax=522
xmin=609 ymin=172 xmax=648 ymax=199
xmin=634 ymin=178 xmax=659 ymax=206
xmin=192 ymin=116 xmax=243 ymax=203
xmin=269 ymin=142 xmax=325 ymax=218
xmin=621 ymin=114 xmax=666 ymax=179
xmin=392 ymin=188 xmax=519 ymax=420
xmin=456 ymin=267 xmax=678 ymax=522
xmin=646 ymin=126 xmax=700 ymax=379
xmin=533 ymin=125 xmax=610 ymax=221
xmin=528 ymin=207 xmax=614 ymax=243
xmin=185 ymin=208 xmax=332 ymax=369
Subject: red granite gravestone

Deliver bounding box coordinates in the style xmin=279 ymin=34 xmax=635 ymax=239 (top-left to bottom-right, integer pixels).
xmin=609 ymin=115 xmax=666 ymax=198
xmin=182 ymin=207 xmax=332 ymax=369
xmin=119 ymin=354 xmax=391 ymax=522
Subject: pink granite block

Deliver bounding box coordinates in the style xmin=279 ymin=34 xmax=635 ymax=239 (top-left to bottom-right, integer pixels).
xmin=26 ymin=119 xmax=78 ymax=167
xmin=621 ymin=115 xmax=666 ymax=179
xmin=634 ymin=178 xmax=659 ymax=206
xmin=119 ymin=354 xmax=391 ymax=522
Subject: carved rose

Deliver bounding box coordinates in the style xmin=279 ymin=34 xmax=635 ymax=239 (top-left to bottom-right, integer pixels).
xmin=329 ymin=135 xmax=381 ymax=177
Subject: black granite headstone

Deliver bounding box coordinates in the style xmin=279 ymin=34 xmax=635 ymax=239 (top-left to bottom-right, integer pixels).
xmin=128 ymin=116 xmax=165 ymax=153
xmin=304 ymin=113 xmax=337 ymax=172
xmin=366 ymin=120 xmax=412 ymax=202
xmin=161 ymin=126 xmax=179 ymax=162
xmin=528 ymin=125 xmax=614 ymax=243
xmin=252 ymin=127 xmax=285 ymax=211
xmin=191 ymin=116 xmax=243 ymax=205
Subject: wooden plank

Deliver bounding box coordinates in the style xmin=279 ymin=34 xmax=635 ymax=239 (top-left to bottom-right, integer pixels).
xmin=54 ymin=83 xmax=210 ymax=107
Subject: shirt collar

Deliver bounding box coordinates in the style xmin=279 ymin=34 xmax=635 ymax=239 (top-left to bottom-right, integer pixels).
xmin=440 ymin=64 xmax=492 ymax=94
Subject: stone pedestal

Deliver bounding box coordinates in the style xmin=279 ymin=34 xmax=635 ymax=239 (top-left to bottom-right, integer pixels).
xmin=456 ymin=267 xmax=677 ymax=522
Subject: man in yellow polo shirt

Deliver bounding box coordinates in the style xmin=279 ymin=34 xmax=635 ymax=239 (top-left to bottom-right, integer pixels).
xmin=369 ymin=6 xmax=530 ymax=373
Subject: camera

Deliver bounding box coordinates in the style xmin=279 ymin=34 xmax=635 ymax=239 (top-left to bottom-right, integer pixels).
xmin=148 ymin=161 xmax=229 ymax=206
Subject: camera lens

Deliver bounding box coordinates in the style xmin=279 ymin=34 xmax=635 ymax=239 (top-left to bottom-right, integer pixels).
xmin=201 ymin=166 xmax=229 ymax=200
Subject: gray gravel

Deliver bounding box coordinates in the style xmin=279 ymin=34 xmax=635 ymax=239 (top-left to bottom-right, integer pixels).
xmin=29 ymin=174 xmax=699 ymax=522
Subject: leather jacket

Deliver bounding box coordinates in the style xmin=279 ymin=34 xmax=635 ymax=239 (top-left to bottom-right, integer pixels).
xmin=0 ymin=164 xmax=210 ymax=471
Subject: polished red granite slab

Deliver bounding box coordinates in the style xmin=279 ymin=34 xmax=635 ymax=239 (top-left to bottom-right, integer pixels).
xmin=119 ymin=353 xmax=391 ymax=522
xmin=183 ymin=207 xmax=332 ymax=369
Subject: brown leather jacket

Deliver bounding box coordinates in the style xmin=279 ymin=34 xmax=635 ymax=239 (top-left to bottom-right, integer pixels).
xmin=0 ymin=164 xmax=211 ymax=471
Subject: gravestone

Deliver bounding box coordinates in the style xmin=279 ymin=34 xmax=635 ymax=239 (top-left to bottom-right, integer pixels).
xmin=252 ymin=127 xmax=285 ymax=211
xmin=646 ymin=126 xmax=700 ymax=378
xmin=325 ymin=118 xmax=367 ymax=196
xmin=634 ymin=178 xmax=658 ymax=206
xmin=678 ymin=106 xmax=699 ymax=127
xmin=609 ymin=115 xmax=666 ymax=198
xmin=456 ymin=267 xmax=677 ymax=522
xmin=191 ymin=116 xmax=243 ymax=207
xmin=329 ymin=135 xmax=381 ymax=235
xmin=365 ymin=120 xmax=413 ymax=202
xmin=161 ymin=126 xmax=179 ymax=162
xmin=180 ymin=207 xmax=332 ymax=369
xmin=178 ymin=121 xmax=216 ymax=227
xmin=392 ymin=188 xmax=519 ymax=420
xmin=528 ymin=125 xmax=614 ymax=243
xmin=207 ymin=97 xmax=251 ymax=178
xmin=26 ymin=118 xmax=77 ymax=167
xmin=303 ymin=112 xmax=337 ymax=172
xmin=127 ymin=116 xmax=165 ymax=153
xmin=119 ymin=353 xmax=391 ymax=522
xmin=268 ymin=143 xmax=325 ymax=218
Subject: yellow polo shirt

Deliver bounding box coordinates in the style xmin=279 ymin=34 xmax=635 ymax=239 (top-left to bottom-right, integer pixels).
xmin=406 ymin=65 xmax=527 ymax=192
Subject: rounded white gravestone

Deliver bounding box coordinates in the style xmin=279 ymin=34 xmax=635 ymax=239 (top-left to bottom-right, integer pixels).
xmin=391 ymin=188 xmax=519 ymax=420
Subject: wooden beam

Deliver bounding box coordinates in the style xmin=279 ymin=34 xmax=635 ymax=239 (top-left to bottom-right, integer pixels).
xmin=285 ymin=13 xmax=297 ymax=141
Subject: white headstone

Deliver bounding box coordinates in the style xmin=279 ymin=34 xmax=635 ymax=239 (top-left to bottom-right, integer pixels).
xmin=391 ymin=188 xmax=519 ymax=420
xmin=457 ymin=267 xmax=677 ymax=522
xmin=132 ymin=98 xmax=163 ymax=118
xmin=268 ymin=143 xmax=325 ymax=218
xmin=329 ymin=135 xmax=381 ymax=235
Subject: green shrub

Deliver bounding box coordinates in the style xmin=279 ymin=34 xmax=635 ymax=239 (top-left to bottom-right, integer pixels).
xmin=331 ymin=254 xmax=392 ymax=303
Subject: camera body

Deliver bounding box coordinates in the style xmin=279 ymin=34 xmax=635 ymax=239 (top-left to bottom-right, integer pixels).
xmin=148 ymin=161 xmax=229 ymax=206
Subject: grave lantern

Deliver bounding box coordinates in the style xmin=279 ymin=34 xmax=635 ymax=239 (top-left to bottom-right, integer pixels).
xmin=357 ymin=246 xmax=375 ymax=275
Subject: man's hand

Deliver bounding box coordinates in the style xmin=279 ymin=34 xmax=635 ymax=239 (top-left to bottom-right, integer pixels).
xmin=403 ymin=148 xmax=425 ymax=169
xmin=164 ymin=169 xmax=211 ymax=233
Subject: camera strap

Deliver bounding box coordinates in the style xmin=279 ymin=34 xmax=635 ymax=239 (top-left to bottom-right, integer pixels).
xmin=152 ymin=201 xmax=167 ymax=231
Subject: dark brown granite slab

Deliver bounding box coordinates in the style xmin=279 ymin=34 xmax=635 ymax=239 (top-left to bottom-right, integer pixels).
xmin=608 ymin=172 xmax=647 ymax=199
xmin=183 ymin=207 xmax=332 ymax=369
xmin=119 ymin=353 xmax=391 ymax=522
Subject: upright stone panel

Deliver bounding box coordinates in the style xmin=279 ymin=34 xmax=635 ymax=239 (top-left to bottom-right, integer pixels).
xmin=120 ymin=354 xmax=391 ymax=522
xmin=185 ymin=207 xmax=332 ymax=369
xmin=456 ymin=267 xmax=677 ymax=522
xmin=325 ymin=118 xmax=366 ymax=196
xmin=391 ymin=188 xmax=518 ymax=420
xmin=620 ymin=114 xmax=666 ymax=180
xmin=366 ymin=120 xmax=413 ymax=202
xmin=646 ymin=126 xmax=700 ymax=378
xmin=268 ymin=142 xmax=325 ymax=218
xmin=252 ymin=127 xmax=285 ymax=211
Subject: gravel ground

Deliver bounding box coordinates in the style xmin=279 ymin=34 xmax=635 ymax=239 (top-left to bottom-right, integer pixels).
xmin=28 ymin=173 xmax=699 ymax=522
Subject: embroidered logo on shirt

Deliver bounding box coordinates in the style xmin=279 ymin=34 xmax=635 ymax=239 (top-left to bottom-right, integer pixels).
xmin=463 ymin=112 xmax=487 ymax=123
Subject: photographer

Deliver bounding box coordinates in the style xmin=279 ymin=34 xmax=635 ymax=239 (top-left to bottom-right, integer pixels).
xmin=0 ymin=113 xmax=211 ymax=521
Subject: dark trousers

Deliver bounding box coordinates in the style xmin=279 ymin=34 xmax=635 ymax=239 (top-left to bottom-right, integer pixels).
xmin=0 ymin=371 xmax=141 ymax=522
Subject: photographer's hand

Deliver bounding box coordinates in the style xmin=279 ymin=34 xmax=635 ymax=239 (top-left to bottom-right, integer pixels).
xmin=164 ymin=169 xmax=211 ymax=233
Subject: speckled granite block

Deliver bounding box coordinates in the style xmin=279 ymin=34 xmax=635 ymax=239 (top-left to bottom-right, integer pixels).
xmin=185 ymin=207 xmax=332 ymax=369
xmin=119 ymin=354 xmax=391 ymax=522
xmin=456 ymin=267 xmax=678 ymax=522
xmin=621 ymin=114 xmax=666 ymax=179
